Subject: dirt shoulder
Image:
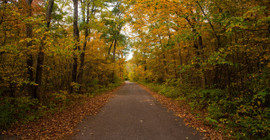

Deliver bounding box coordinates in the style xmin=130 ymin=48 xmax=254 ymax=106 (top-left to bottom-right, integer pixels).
xmin=1 ymin=84 xmax=123 ymax=140
xmin=139 ymin=84 xmax=226 ymax=139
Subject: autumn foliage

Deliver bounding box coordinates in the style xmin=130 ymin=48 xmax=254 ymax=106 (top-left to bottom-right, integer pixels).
xmin=0 ymin=0 xmax=269 ymax=139
xmin=0 ymin=0 xmax=127 ymax=130
xmin=127 ymin=0 xmax=269 ymax=139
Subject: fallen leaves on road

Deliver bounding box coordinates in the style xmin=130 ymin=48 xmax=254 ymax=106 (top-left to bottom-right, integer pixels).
xmin=2 ymin=86 xmax=122 ymax=140
xmin=139 ymin=84 xmax=226 ymax=140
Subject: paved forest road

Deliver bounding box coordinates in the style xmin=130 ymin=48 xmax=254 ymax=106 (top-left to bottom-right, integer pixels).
xmin=73 ymin=82 xmax=202 ymax=140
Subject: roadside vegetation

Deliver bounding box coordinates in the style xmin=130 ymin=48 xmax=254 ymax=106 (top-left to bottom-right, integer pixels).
xmin=0 ymin=0 xmax=128 ymax=131
xmin=1 ymin=0 xmax=269 ymax=139
xmin=127 ymin=0 xmax=269 ymax=139
xmin=0 ymin=81 xmax=122 ymax=130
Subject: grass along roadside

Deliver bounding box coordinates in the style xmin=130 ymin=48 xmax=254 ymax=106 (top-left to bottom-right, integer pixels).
xmin=0 ymin=81 xmax=124 ymax=139
xmin=138 ymin=80 xmax=270 ymax=139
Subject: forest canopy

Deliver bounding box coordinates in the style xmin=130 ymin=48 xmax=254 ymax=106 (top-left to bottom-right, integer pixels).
xmin=126 ymin=0 xmax=269 ymax=139
xmin=0 ymin=0 xmax=129 ymax=129
xmin=0 ymin=0 xmax=269 ymax=139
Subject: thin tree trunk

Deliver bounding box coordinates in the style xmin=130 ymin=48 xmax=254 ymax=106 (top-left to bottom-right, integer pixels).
xmin=78 ymin=1 xmax=90 ymax=93
xmin=25 ymin=0 xmax=34 ymax=97
xmin=111 ymin=39 xmax=117 ymax=82
xmin=1 ymin=1 xmax=7 ymax=46
xmin=70 ymin=0 xmax=80 ymax=93
xmin=173 ymin=51 xmax=178 ymax=79
xmin=33 ymin=0 xmax=54 ymax=99
xmin=108 ymin=40 xmax=114 ymax=56
xmin=113 ymin=39 xmax=117 ymax=62
xmin=158 ymin=34 xmax=168 ymax=79
xmin=177 ymin=42 xmax=183 ymax=84
xmin=198 ymin=35 xmax=206 ymax=88
xmin=196 ymin=0 xmax=220 ymax=50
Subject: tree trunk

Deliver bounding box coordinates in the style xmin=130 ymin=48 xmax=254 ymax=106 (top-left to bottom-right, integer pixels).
xmin=198 ymin=35 xmax=206 ymax=89
xmin=177 ymin=41 xmax=183 ymax=84
xmin=25 ymin=0 xmax=34 ymax=97
xmin=70 ymin=0 xmax=80 ymax=93
xmin=196 ymin=0 xmax=221 ymax=50
xmin=108 ymin=41 xmax=114 ymax=56
xmin=33 ymin=0 xmax=54 ymax=99
xmin=173 ymin=51 xmax=178 ymax=79
xmin=113 ymin=39 xmax=117 ymax=62
xmin=111 ymin=39 xmax=117 ymax=82
xmin=78 ymin=1 xmax=90 ymax=93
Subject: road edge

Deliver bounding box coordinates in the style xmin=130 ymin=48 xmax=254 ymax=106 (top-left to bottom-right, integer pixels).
xmin=138 ymin=83 xmax=226 ymax=140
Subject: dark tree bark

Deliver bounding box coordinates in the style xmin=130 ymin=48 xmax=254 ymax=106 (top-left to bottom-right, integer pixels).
xmin=177 ymin=42 xmax=183 ymax=83
xmin=196 ymin=0 xmax=221 ymax=50
xmin=183 ymin=15 xmax=206 ymax=88
xmin=113 ymin=39 xmax=117 ymax=62
xmin=108 ymin=40 xmax=114 ymax=56
xmin=78 ymin=1 xmax=91 ymax=93
xmin=70 ymin=0 xmax=80 ymax=93
xmin=111 ymin=39 xmax=117 ymax=82
xmin=1 ymin=0 xmax=7 ymax=45
xmin=33 ymin=0 xmax=54 ymax=99
xmin=25 ymin=0 xmax=34 ymax=97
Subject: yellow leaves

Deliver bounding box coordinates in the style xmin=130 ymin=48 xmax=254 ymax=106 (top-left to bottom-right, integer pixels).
xmin=35 ymin=28 xmax=42 ymax=34
xmin=19 ymin=38 xmax=32 ymax=44
xmin=257 ymin=101 xmax=261 ymax=106
xmin=19 ymin=39 xmax=25 ymax=44
xmin=263 ymin=54 xmax=270 ymax=60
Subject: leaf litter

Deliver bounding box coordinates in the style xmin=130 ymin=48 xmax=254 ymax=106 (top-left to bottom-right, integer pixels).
xmin=1 ymin=86 xmax=123 ymax=140
xmin=139 ymin=84 xmax=227 ymax=140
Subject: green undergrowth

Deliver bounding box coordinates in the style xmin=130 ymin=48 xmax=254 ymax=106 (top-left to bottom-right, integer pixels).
xmin=0 ymin=80 xmax=123 ymax=130
xmin=91 ymin=81 xmax=123 ymax=95
xmin=138 ymin=80 xmax=270 ymax=140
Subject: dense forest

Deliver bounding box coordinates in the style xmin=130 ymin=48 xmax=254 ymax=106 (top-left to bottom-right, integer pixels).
xmin=127 ymin=0 xmax=269 ymax=139
xmin=0 ymin=0 xmax=128 ymax=130
xmin=0 ymin=0 xmax=269 ymax=139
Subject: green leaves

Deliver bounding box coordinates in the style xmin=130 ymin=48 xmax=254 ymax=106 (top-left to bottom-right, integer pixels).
xmin=207 ymin=48 xmax=233 ymax=66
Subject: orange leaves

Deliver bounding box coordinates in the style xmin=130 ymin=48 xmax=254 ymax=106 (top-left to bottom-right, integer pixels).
xmin=3 ymin=91 xmax=117 ymax=139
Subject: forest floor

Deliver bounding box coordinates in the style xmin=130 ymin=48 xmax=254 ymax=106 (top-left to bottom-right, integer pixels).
xmin=0 ymin=85 xmax=123 ymax=140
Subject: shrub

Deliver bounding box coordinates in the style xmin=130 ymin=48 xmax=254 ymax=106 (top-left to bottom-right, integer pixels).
xmin=140 ymin=81 xmax=270 ymax=139
xmin=0 ymin=97 xmax=40 ymax=130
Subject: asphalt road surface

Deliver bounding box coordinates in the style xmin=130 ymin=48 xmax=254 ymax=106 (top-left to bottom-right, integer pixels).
xmin=73 ymin=81 xmax=202 ymax=140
